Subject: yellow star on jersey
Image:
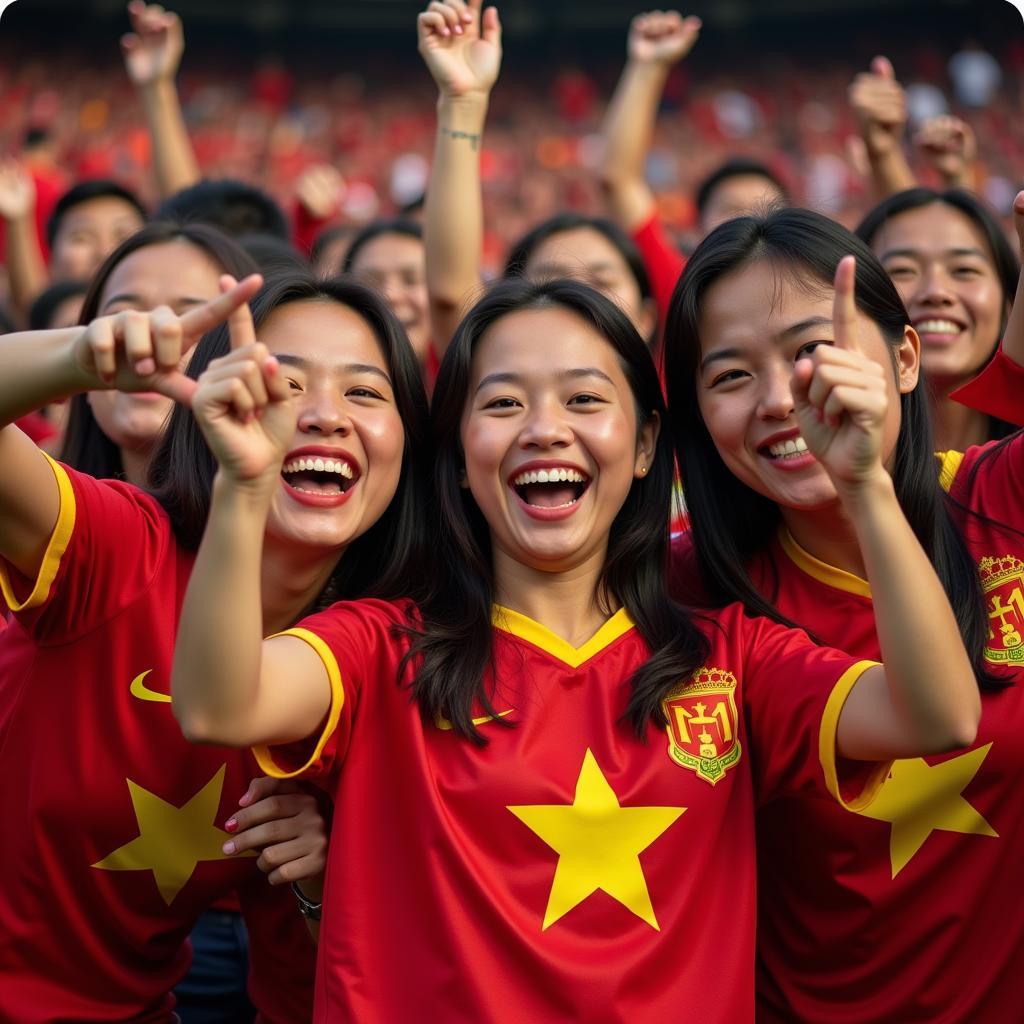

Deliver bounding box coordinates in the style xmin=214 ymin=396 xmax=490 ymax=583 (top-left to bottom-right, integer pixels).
xmin=857 ymin=743 xmax=997 ymax=878
xmin=93 ymin=765 xmax=244 ymax=904
xmin=508 ymin=749 xmax=685 ymax=931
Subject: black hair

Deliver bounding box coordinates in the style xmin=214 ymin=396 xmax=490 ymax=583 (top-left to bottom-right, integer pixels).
xmin=23 ymin=127 xmax=50 ymax=149
xmin=694 ymin=158 xmax=788 ymax=219
xmin=503 ymin=212 xmax=653 ymax=316
xmin=342 ymin=219 xmax=423 ymax=274
xmin=155 ymin=179 xmax=290 ymax=241
xmin=60 ymin=222 xmax=258 ymax=481
xmin=46 ymin=180 xmax=148 ymax=249
xmin=236 ymin=232 xmax=308 ymax=275
xmin=28 ymin=279 xmax=89 ymax=331
xmin=0 ymin=305 xmax=15 ymax=335
xmin=403 ymin=277 xmax=709 ymax=743
xmin=148 ymin=271 xmax=433 ymax=609
xmin=664 ymin=206 xmax=1007 ymax=691
xmin=857 ymin=187 xmax=1020 ymax=442
xmin=310 ymin=224 xmax=355 ymax=272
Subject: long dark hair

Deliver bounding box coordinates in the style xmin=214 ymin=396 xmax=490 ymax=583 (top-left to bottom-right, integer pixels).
xmin=404 ymin=277 xmax=709 ymax=743
xmin=60 ymin=222 xmax=259 ymax=480
xmin=148 ymin=272 xmax=432 ymax=608
xmin=857 ymin=187 xmax=1020 ymax=441
xmin=664 ymin=207 xmax=1007 ymax=691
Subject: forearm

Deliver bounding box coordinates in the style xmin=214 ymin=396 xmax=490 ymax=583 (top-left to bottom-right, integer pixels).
xmin=3 ymin=214 xmax=48 ymax=315
xmin=600 ymin=60 xmax=666 ymax=229
xmin=0 ymin=327 xmax=89 ymax=426
xmin=865 ymin=144 xmax=916 ymax=199
xmin=139 ymin=78 xmax=200 ymax=197
xmin=173 ymin=474 xmax=272 ymax=744
xmin=425 ymin=93 xmax=488 ymax=353
xmin=843 ymin=473 xmax=978 ymax=750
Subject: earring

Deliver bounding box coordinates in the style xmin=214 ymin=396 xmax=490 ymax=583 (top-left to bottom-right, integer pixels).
xmin=639 ymin=466 xmax=647 ymax=476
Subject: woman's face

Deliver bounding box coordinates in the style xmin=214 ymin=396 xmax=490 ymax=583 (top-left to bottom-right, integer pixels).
xmin=461 ymin=305 xmax=657 ymax=578
xmin=51 ymin=196 xmax=145 ymax=281
xmin=871 ymin=203 xmax=1005 ymax=388
xmin=524 ymin=227 xmax=656 ymax=341
xmin=694 ymin=259 xmax=918 ymax=512
xmin=264 ymin=299 xmax=406 ymax=553
xmin=88 ymin=240 xmax=224 ymax=453
xmin=348 ymin=233 xmax=430 ymax=363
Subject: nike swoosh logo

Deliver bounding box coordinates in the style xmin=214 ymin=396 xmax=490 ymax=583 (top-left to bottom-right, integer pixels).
xmin=130 ymin=669 xmax=172 ymax=704
xmin=436 ymin=709 xmax=513 ymax=731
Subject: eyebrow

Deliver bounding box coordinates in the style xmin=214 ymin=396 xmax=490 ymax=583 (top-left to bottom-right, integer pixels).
xmin=274 ymin=354 xmax=393 ymax=385
xmin=700 ymin=316 xmax=833 ymax=372
xmin=101 ymin=293 xmax=206 ymax=311
xmin=475 ymin=367 xmax=616 ymax=393
xmin=879 ymin=247 xmax=989 ymax=262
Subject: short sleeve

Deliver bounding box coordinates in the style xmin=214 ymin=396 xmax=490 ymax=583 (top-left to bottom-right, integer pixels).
xmin=252 ymin=599 xmax=412 ymax=790
xmin=0 ymin=458 xmax=171 ymax=642
xmin=947 ymin=432 xmax=1024 ymax=533
xmin=736 ymin=608 xmax=885 ymax=808
xmin=950 ymin=348 xmax=1024 ymax=427
xmin=631 ymin=212 xmax=687 ymax=325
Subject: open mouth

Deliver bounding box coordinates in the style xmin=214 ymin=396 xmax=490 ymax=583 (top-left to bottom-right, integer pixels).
xmin=281 ymin=455 xmax=360 ymax=496
xmin=510 ymin=467 xmax=591 ymax=509
xmin=759 ymin=436 xmax=811 ymax=461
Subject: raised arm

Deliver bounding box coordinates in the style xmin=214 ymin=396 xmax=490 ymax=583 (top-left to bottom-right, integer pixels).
xmin=171 ymin=288 xmax=331 ymax=748
xmin=121 ymin=0 xmax=201 ymax=198
xmin=794 ymin=257 xmax=979 ymax=760
xmin=600 ymin=10 xmax=700 ymax=233
xmin=0 ymin=159 xmax=48 ymax=315
xmin=419 ymin=0 xmax=502 ymax=355
xmin=914 ymin=115 xmax=977 ymax=192
xmin=848 ymin=57 xmax=916 ymax=200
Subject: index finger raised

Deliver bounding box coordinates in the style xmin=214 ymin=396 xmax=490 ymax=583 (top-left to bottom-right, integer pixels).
xmin=180 ymin=273 xmax=262 ymax=345
xmin=832 ymin=255 xmax=861 ymax=353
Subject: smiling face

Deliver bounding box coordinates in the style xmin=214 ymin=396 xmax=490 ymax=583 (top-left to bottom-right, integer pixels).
xmin=696 ymin=259 xmax=918 ymax=512
xmin=871 ymin=202 xmax=1005 ymax=388
xmin=88 ymin=239 xmax=224 ymax=453
xmin=461 ymin=305 xmax=657 ymax=578
xmin=262 ymin=299 xmax=405 ymax=552
xmin=523 ymin=227 xmax=656 ymax=341
xmin=348 ymin=232 xmax=430 ymax=363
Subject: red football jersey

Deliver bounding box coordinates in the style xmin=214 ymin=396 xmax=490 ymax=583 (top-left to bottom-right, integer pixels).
xmin=950 ymin=347 xmax=1024 ymax=428
xmin=0 ymin=458 xmax=314 ymax=1023
xmin=734 ymin=443 xmax=1024 ymax=1023
xmin=255 ymin=598 xmax=877 ymax=1023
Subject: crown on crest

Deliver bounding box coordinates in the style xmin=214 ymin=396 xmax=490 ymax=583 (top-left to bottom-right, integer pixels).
xmin=978 ymin=555 xmax=1024 ymax=586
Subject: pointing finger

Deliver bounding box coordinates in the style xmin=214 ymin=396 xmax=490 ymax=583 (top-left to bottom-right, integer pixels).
xmin=219 ymin=275 xmax=258 ymax=351
xmin=871 ymin=55 xmax=895 ymax=80
xmin=832 ymin=255 xmax=860 ymax=353
xmin=179 ymin=273 xmax=262 ymax=344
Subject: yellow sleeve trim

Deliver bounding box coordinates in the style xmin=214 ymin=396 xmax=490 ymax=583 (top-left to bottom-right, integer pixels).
xmin=936 ymin=450 xmax=964 ymax=494
xmin=818 ymin=659 xmax=891 ymax=812
xmin=0 ymin=453 xmax=76 ymax=612
xmin=252 ymin=627 xmax=345 ymax=780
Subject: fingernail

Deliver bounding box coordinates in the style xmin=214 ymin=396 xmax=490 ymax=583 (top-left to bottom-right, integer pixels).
xmin=223 ymin=840 xmax=236 ymax=855
xmin=224 ymin=818 xmax=238 ymax=832
xmin=238 ymin=790 xmax=253 ymax=807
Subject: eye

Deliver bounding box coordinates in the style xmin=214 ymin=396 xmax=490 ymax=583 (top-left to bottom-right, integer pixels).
xmin=709 ymin=369 xmax=749 ymax=387
xmin=348 ymin=386 xmax=385 ymax=400
xmin=484 ymin=396 xmax=521 ymax=410
xmin=952 ymin=266 xmax=981 ymax=277
xmin=886 ymin=265 xmax=916 ymax=278
xmin=286 ymin=378 xmax=303 ymax=392
xmin=796 ymin=341 xmax=829 ymax=359
xmin=567 ymin=393 xmax=604 ymax=407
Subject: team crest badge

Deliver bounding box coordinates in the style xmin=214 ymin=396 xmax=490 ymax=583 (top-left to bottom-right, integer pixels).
xmin=980 ymin=555 xmax=1024 ymax=664
xmin=662 ymin=667 xmax=742 ymax=785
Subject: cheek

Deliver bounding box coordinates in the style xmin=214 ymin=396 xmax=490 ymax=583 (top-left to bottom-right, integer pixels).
xmin=363 ymin=412 xmax=406 ymax=478
xmin=965 ymin=281 xmax=1004 ymax=334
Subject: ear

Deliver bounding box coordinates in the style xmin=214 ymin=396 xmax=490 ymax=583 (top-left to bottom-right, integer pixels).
xmin=635 ymin=410 xmax=660 ymax=478
xmin=896 ymin=325 xmax=921 ymax=395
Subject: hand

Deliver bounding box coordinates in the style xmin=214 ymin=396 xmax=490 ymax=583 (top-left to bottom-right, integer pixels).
xmin=295 ymin=164 xmax=345 ymax=221
xmin=121 ymin=1 xmax=185 ymax=87
xmin=222 ymin=777 xmax=328 ymax=885
xmin=71 ymin=273 xmax=263 ymax=400
xmin=791 ymin=256 xmax=889 ymax=490
xmin=190 ymin=277 xmax=296 ymax=485
xmin=418 ymin=0 xmax=502 ymax=100
xmin=0 ymin=158 xmax=36 ymax=222
xmin=914 ymin=115 xmax=976 ymax=186
xmin=849 ymin=56 xmax=907 ymax=157
xmin=627 ymin=10 xmax=701 ymax=66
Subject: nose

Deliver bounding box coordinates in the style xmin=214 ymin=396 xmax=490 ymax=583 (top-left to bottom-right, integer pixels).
xmin=915 ymin=264 xmax=956 ymax=307
xmin=519 ymin=398 xmax=573 ymax=449
xmin=757 ymin=362 xmax=796 ymax=421
xmin=296 ymin=390 xmax=353 ymax=436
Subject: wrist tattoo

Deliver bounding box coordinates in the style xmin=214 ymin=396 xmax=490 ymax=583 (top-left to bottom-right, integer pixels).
xmin=440 ymin=125 xmax=481 ymax=151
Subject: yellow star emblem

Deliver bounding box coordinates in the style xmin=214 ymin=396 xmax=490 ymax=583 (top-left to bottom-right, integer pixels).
xmin=857 ymin=743 xmax=997 ymax=878
xmin=92 ymin=765 xmax=247 ymax=904
xmin=508 ymin=749 xmax=685 ymax=931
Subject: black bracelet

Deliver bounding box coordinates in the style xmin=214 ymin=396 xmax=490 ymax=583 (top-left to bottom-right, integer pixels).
xmin=291 ymin=881 xmax=322 ymax=922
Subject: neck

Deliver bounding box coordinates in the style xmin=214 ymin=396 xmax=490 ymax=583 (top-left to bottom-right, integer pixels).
xmin=492 ymin=543 xmax=613 ymax=648
xmin=779 ymin=501 xmax=867 ymax=579
xmin=930 ymin=385 xmax=989 ymax=452
xmin=120 ymin=446 xmax=151 ymax=488
xmin=259 ymin=538 xmax=345 ymax=635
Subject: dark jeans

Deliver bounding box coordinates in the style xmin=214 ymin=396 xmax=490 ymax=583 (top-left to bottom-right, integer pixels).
xmin=173 ymin=910 xmax=255 ymax=1024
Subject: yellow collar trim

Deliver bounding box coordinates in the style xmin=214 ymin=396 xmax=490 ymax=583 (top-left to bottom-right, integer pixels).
xmin=777 ymin=527 xmax=872 ymax=599
xmin=491 ymin=605 xmax=635 ymax=668
xmin=936 ymin=450 xmax=964 ymax=494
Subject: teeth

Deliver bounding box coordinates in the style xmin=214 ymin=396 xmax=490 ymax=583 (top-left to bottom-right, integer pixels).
xmin=915 ymin=319 xmax=961 ymax=334
xmin=767 ymin=437 xmax=809 ymax=458
xmin=512 ymin=468 xmax=587 ymax=486
xmin=282 ymin=456 xmax=356 ymax=479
